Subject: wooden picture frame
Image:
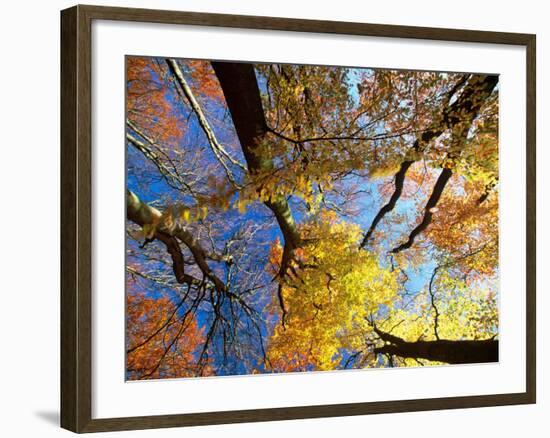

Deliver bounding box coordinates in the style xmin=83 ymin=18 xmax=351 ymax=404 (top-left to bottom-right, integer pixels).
xmin=61 ymin=4 xmax=536 ymax=433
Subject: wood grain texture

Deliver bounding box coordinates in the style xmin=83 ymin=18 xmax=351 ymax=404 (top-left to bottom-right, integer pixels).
xmin=60 ymin=5 xmax=78 ymax=432
xmin=60 ymin=4 xmax=536 ymax=433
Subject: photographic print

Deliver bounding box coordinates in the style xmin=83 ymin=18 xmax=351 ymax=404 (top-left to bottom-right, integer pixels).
xmin=125 ymin=56 xmax=499 ymax=380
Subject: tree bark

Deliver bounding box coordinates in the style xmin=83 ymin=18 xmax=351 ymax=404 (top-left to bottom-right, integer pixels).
xmin=126 ymin=190 xmax=226 ymax=292
xmin=211 ymin=61 xmax=302 ymax=273
xmin=373 ymin=327 xmax=498 ymax=364
xmin=391 ymin=167 xmax=453 ymax=253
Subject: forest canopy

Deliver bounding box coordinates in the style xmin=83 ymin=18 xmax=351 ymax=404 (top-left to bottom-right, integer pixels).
xmin=125 ymin=56 xmax=499 ymax=380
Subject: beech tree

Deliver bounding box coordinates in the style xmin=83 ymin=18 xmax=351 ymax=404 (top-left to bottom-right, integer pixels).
xmin=125 ymin=56 xmax=499 ymax=379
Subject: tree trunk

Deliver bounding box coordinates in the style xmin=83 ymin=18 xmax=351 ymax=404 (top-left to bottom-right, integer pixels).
xmin=374 ymin=328 xmax=498 ymax=364
xmin=211 ymin=62 xmax=302 ymax=272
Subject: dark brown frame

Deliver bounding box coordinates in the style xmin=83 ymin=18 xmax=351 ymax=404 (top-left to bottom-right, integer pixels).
xmin=61 ymin=4 xmax=536 ymax=433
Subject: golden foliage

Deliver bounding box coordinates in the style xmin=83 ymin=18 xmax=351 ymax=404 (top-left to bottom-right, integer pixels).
xmin=266 ymin=212 xmax=398 ymax=372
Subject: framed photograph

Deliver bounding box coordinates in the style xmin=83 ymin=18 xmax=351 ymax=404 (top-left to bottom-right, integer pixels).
xmin=60 ymin=4 xmax=536 ymax=433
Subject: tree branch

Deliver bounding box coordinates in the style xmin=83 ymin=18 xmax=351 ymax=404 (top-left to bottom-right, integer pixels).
xmin=126 ymin=289 xmax=189 ymax=354
xmin=360 ymin=159 xmax=415 ymax=247
xmin=211 ymin=61 xmax=302 ymax=274
xmin=390 ymin=75 xmax=499 ymax=253
xmin=166 ymin=58 xmax=246 ymax=187
xmin=127 ymin=189 xmax=226 ymax=292
xmin=477 ymin=181 xmax=497 ymax=205
xmin=391 ymin=167 xmax=453 ymax=253
xmin=362 ymin=74 xmax=498 ymax=248
xmin=373 ymin=326 xmax=498 ymax=364
xmin=126 ymin=129 xmax=198 ymax=196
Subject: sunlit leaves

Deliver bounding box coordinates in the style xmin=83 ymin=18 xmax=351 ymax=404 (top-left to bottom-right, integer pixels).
xmin=266 ymin=212 xmax=398 ymax=372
